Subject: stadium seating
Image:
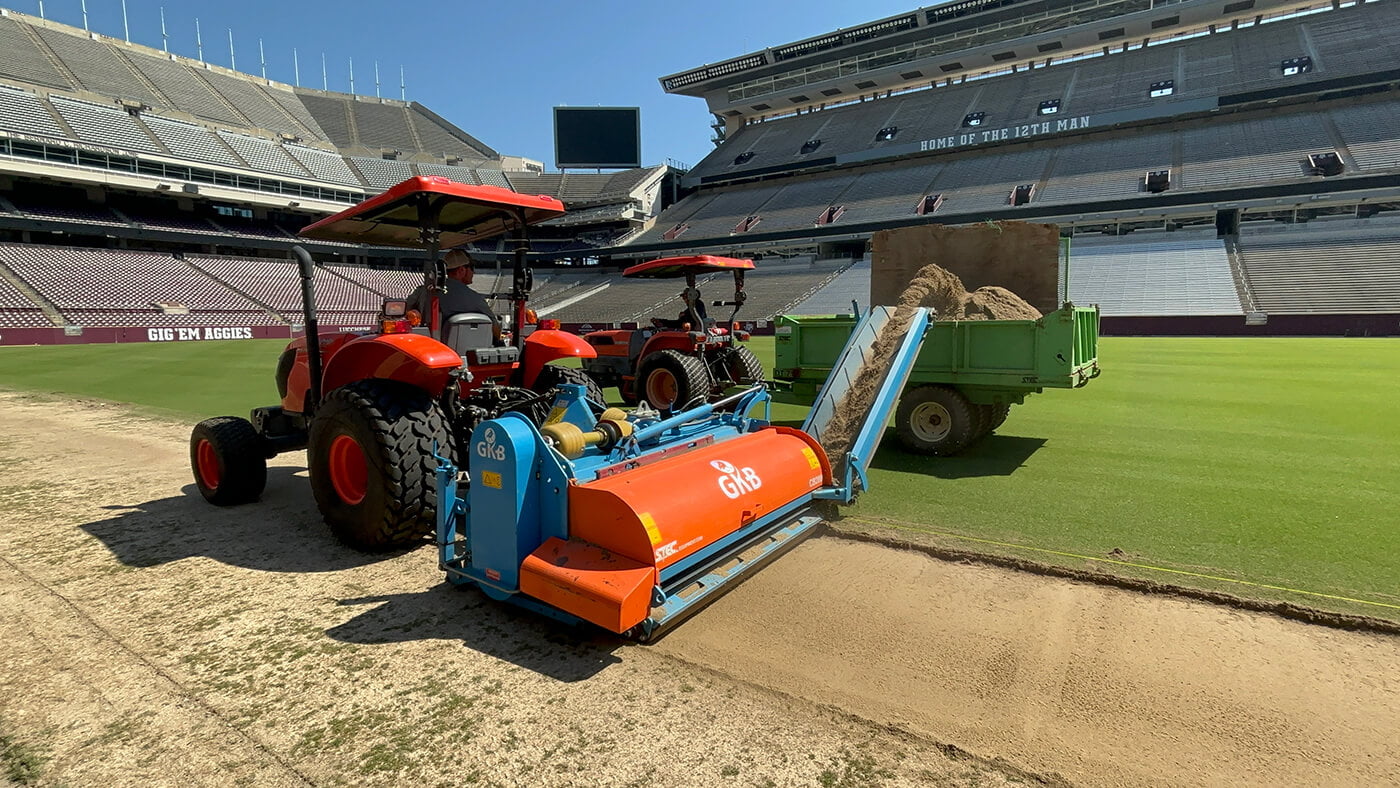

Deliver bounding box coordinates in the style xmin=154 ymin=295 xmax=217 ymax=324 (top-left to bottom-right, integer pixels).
xmin=685 ymin=1 xmax=1400 ymax=185
xmin=352 ymin=101 xmax=416 ymax=151
xmin=1064 ymin=232 xmax=1243 ymax=316
xmin=218 ymin=131 xmax=314 ymax=179
xmin=32 ymin=25 xmax=161 ymax=105
xmin=0 ymin=268 xmax=51 ymax=327
xmin=0 ymin=84 xmax=66 ymax=138
xmin=348 ymin=156 xmax=417 ymax=191
xmin=1237 ymin=220 xmax=1400 ymax=314
xmin=8 ymin=192 xmax=130 ymax=227
xmin=143 ymin=115 xmax=243 ymax=168
xmin=0 ymin=15 xmax=71 ymax=90
xmin=1330 ymin=100 xmax=1400 ymax=172
xmin=49 ymin=95 xmax=161 ymax=153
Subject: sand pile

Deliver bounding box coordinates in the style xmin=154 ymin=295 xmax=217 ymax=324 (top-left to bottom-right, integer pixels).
xmin=819 ymin=264 xmax=1040 ymax=469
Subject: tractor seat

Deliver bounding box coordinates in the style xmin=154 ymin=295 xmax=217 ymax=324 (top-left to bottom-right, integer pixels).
xmin=444 ymin=312 xmax=518 ymax=365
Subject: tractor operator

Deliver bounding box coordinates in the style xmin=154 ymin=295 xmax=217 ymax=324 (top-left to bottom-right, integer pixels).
xmin=409 ymin=248 xmax=501 ymax=342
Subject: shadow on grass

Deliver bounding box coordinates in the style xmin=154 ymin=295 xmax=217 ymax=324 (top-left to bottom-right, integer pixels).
xmin=326 ymin=586 xmax=624 ymax=682
xmin=871 ymin=432 xmax=1048 ymax=479
xmin=80 ymin=466 xmax=405 ymax=573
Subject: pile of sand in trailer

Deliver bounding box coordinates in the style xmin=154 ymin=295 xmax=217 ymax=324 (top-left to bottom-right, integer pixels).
xmin=819 ymin=263 xmax=1040 ymax=467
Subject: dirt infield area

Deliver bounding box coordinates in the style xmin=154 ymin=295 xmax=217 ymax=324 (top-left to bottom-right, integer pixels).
xmin=1 ymin=392 xmax=1398 ymax=787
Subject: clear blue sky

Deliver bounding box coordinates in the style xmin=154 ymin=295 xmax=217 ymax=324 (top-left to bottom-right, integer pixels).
xmin=24 ymin=0 xmax=919 ymax=170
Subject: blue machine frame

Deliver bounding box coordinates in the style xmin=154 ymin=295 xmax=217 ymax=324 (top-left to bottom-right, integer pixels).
xmin=435 ymin=306 xmax=933 ymax=640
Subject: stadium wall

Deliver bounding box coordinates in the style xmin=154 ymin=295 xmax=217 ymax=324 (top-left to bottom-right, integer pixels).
xmin=0 ymin=323 xmax=376 ymax=347
xmin=1101 ymin=314 xmax=1400 ymax=337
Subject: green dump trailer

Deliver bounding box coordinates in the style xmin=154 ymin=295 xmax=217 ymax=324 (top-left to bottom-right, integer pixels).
xmin=773 ymin=304 xmax=1101 ymax=455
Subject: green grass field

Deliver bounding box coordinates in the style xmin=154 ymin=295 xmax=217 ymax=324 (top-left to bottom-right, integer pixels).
xmin=2 ymin=335 xmax=1397 ymax=620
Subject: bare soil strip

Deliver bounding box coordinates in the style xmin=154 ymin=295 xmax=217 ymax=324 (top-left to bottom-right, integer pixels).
xmin=3 ymin=391 xmax=1397 ymax=787
xmin=0 ymin=392 xmax=1020 ymax=787
xmin=656 ymin=538 xmax=1400 ymax=787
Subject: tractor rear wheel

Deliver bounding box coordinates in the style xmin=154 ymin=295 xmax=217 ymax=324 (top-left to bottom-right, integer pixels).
xmin=637 ymin=350 xmax=710 ymax=412
xmin=531 ymin=364 xmax=606 ymax=410
xmin=190 ymin=416 xmax=267 ymax=505
xmin=895 ymin=385 xmax=978 ymax=456
xmin=727 ymin=345 xmax=765 ymax=386
xmin=308 ymin=379 xmax=454 ymax=551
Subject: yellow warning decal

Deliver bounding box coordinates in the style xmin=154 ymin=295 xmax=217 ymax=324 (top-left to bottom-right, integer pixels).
xmin=800 ymin=446 xmax=821 ymax=470
xmin=545 ymin=406 xmax=568 ymax=425
xmin=640 ymin=512 xmax=662 ymax=545
xmin=481 ymin=470 xmax=503 ymax=489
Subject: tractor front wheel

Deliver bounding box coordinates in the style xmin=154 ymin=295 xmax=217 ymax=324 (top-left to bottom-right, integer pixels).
xmin=637 ymin=350 xmax=710 ymax=412
xmin=895 ymin=385 xmax=979 ymax=456
xmin=190 ymin=417 xmax=268 ymax=505
xmin=308 ymin=379 xmax=454 ymax=551
xmin=531 ymin=364 xmax=606 ymax=410
xmin=727 ymin=345 xmax=765 ymax=386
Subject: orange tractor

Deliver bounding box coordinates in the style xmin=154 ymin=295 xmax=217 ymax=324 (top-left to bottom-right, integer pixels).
xmin=580 ymin=255 xmax=765 ymax=411
xmin=189 ymin=177 xmax=600 ymax=549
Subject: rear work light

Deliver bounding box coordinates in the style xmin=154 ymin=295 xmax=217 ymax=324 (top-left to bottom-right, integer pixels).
xmin=382 ymin=299 xmax=408 ymax=317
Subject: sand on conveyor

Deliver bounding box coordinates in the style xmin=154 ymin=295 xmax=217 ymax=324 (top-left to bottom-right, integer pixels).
xmin=819 ymin=264 xmax=1041 ymax=467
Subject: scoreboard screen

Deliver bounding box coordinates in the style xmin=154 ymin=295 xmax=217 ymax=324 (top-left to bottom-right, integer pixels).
xmin=553 ymin=107 xmax=641 ymax=169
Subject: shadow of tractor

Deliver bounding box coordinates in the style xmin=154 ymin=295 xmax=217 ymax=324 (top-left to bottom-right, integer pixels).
xmin=326 ymin=585 xmax=625 ymax=682
xmin=80 ymin=466 xmax=408 ymax=573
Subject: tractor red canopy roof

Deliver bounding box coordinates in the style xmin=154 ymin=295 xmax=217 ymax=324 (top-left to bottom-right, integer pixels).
xmin=299 ymin=176 xmax=566 ymax=248
xmin=623 ymin=255 xmax=755 ymax=279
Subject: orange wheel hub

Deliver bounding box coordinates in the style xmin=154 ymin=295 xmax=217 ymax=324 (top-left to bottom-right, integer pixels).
xmin=328 ymin=434 xmax=368 ymax=505
xmin=195 ymin=439 xmax=220 ymax=490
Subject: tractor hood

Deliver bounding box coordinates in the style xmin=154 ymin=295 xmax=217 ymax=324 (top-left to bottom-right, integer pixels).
xmin=299 ymin=176 xmax=566 ymax=248
xmin=623 ymin=255 xmax=754 ymax=279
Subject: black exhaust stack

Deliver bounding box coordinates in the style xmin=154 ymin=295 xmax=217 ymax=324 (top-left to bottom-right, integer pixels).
xmin=291 ymin=245 xmax=323 ymax=411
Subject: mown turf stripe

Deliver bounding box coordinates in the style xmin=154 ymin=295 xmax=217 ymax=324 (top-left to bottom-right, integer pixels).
xmin=846 ymin=514 xmax=1400 ymax=612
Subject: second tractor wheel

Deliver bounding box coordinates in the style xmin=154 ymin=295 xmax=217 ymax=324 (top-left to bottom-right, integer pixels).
xmin=637 ymin=349 xmax=711 ymax=412
xmin=307 ymin=379 xmax=454 ymax=551
xmin=727 ymin=345 xmax=765 ymax=386
xmin=983 ymin=402 xmax=1012 ymax=434
xmin=190 ymin=416 xmax=268 ymax=505
xmin=895 ymin=385 xmax=979 ymax=456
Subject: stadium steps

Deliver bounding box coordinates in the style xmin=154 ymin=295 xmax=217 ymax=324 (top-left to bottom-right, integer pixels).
xmin=1222 ymin=235 xmax=1261 ymax=314
xmin=127 ymin=113 xmax=176 ymax=157
xmin=35 ymin=94 xmax=78 ymax=139
xmin=107 ymin=46 xmax=169 ymax=111
xmin=1320 ymin=113 xmax=1360 ymax=174
xmin=775 ymin=261 xmax=857 ymax=316
xmin=186 ymin=70 xmax=258 ymax=132
xmin=17 ymin=21 xmax=81 ymax=91
xmin=179 ymin=254 xmax=291 ymax=324
xmin=0 ymin=257 xmax=65 ymax=326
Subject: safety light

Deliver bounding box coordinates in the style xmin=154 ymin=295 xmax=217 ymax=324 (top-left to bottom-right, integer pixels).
xmin=539 ymin=319 xmax=561 ymax=330
xmin=525 ymin=308 xmax=539 ymax=324
xmin=380 ymin=319 xmax=411 ymax=334
xmin=405 ymin=309 xmax=422 ymax=327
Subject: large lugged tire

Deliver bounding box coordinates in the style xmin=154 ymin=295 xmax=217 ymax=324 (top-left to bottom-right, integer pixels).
xmin=895 ymin=385 xmax=979 ymax=456
xmin=727 ymin=345 xmax=765 ymax=385
xmin=190 ymin=417 xmax=268 ymax=505
xmin=983 ymin=402 xmax=1011 ymax=434
xmin=532 ymin=364 xmax=606 ymax=411
xmin=637 ymin=349 xmax=711 ymax=411
xmin=307 ymin=379 xmax=454 ymax=551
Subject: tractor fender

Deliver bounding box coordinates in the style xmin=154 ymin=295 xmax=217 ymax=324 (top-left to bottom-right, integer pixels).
xmin=520 ymin=329 xmax=597 ymax=389
xmin=281 ymin=332 xmax=360 ymax=413
xmin=320 ymin=334 xmax=463 ymax=400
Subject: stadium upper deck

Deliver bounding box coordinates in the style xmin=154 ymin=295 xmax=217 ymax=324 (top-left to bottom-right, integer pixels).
xmin=664 ymin=0 xmax=1334 ymax=124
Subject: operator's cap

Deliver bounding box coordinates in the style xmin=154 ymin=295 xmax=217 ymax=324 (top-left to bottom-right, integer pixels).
xmin=443 ymin=249 xmax=473 ymax=270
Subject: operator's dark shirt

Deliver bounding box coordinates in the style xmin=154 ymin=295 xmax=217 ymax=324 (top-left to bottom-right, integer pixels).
xmin=409 ymin=280 xmax=497 ymax=326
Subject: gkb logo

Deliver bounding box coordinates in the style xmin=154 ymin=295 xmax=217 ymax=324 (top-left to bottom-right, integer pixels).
xmin=711 ymin=459 xmax=761 ymax=499
xmin=476 ymin=427 xmax=506 ymax=461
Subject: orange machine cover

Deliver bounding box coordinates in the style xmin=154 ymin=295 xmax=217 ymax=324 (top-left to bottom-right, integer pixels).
xmin=568 ymin=427 xmax=831 ymax=572
xmin=519 ymin=538 xmax=655 ymax=633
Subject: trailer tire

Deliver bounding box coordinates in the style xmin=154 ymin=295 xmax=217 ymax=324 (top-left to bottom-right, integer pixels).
xmin=638 ymin=350 xmax=711 ymax=412
xmin=191 ymin=417 xmax=267 ymax=505
xmin=532 ymin=364 xmax=606 ymax=411
xmin=984 ymin=403 xmax=1011 ymax=434
xmin=308 ymin=379 xmax=454 ymax=551
xmin=896 ymin=385 xmax=979 ymax=456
